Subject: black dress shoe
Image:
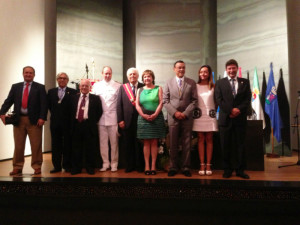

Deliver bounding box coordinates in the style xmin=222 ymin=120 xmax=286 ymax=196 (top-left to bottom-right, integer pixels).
xmin=223 ymin=171 xmax=232 ymax=178
xmin=144 ymin=170 xmax=151 ymax=175
xmin=86 ymin=168 xmax=95 ymax=175
xmin=168 ymin=170 xmax=177 ymax=177
xmin=125 ymin=168 xmax=134 ymax=173
xmin=50 ymin=168 xmax=62 ymax=173
xmin=182 ymin=170 xmax=192 ymax=177
xmin=236 ymin=172 xmax=250 ymax=179
xmin=64 ymin=168 xmax=71 ymax=173
xmin=71 ymin=169 xmax=81 ymax=175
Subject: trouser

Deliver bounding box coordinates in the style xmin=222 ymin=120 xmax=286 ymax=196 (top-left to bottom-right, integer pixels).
xmin=99 ymin=124 xmax=119 ymax=169
xmin=168 ymin=121 xmax=192 ymax=171
xmin=50 ymin=124 xmax=72 ymax=170
xmin=13 ymin=116 xmax=43 ymax=170
xmin=219 ymin=123 xmax=247 ymax=172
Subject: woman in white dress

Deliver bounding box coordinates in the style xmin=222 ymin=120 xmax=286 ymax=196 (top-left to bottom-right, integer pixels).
xmin=192 ymin=65 xmax=218 ymax=175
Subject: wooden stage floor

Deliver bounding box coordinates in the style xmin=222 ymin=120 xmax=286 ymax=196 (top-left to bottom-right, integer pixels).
xmin=0 ymin=152 xmax=299 ymax=181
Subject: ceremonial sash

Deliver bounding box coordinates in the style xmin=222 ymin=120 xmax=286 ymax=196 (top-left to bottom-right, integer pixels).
xmin=123 ymin=83 xmax=135 ymax=106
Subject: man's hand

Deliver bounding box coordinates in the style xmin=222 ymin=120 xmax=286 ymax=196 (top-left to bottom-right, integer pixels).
xmin=119 ymin=121 xmax=125 ymax=129
xmin=37 ymin=119 xmax=45 ymax=127
xmin=229 ymin=108 xmax=241 ymax=118
xmin=0 ymin=115 xmax=6 ymax=125
xmin=174 ymin=111 xmax=186 ymax=120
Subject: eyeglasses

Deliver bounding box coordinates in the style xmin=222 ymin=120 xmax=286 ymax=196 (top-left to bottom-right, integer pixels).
xmin=58 ymin=77 xmax=68 ymax=80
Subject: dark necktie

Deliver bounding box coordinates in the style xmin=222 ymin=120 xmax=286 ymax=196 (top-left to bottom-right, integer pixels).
xmin=22 ymin=82 xmax=29 ymax=109
xmin=132 ymin=85 xmax=136 ymax=97
xmin=231 ymin=79 xmax=236 ymax=97
xmin=78 ymin=94 xmax=86 ymax=122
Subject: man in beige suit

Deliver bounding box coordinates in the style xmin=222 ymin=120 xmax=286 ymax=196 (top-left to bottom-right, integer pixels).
xmin=163 ymin=60 xmax=198 ymax=177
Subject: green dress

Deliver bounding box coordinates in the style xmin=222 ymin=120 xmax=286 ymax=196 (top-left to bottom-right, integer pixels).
xmin=137 ymin=86 xmax=166 ymax=139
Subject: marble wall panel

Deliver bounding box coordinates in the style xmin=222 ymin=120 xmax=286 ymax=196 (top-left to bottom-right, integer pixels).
xmin=57 ymin=0 xmax=123 ymax=86
xmin=217 ymin=0 xmax=288 ymax=97
xmin=136 ymin=0 xmax=217 ymax=86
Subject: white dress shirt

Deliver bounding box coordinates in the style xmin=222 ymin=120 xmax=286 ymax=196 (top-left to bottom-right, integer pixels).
xmin=93 ymin=79 xmax=121 ymax=126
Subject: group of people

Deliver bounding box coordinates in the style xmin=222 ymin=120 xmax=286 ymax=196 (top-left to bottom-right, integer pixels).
xmin=0 ymin=58 xmax=251 ymax=179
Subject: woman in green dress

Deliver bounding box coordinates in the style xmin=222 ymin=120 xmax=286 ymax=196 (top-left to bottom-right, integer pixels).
xmin=136 ymin=70 xmax=165 ymax=175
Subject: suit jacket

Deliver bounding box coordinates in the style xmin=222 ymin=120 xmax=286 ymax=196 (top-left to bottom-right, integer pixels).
xmin=117 ymin=82 xmax=144 ymax=129
xmin=71 ymin=93 xmax=103 ymax=135
xmin=0 ymin=81 xmax=48 ymax=125
xmin=214 ymin=77 xmax=251 ymax=126
xmin=163 ymin=76 xmax=198 ymax=125
xmin=48 ymin=87 xmax=78 ymax=129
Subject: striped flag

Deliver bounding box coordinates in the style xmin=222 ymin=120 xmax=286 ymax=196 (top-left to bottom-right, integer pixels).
xmin=251 ymin=67 xmax=265 ymax=128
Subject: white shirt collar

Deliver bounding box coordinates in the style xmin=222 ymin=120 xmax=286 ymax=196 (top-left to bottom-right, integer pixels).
xmin=80 ymin=93 xmax=89 ymax=98
xmin=227 ymin=76 xmax=237 ymax=81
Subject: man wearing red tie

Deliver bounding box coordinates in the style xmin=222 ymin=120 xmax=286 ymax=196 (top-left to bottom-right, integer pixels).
xmin=70 ymin=79 xmax=102 ymax=175
xmin=215 ymin=59 xmax=251 ymax=179
xmin=0 ymin=66 xmax=48 ymax=175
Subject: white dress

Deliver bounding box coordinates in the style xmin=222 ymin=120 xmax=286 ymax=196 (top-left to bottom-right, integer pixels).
xmin=192 ymin=84 xmax=218 ymax=132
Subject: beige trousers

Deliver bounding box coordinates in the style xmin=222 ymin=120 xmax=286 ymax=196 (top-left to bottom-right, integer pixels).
xmin=13 ymin=116 xmax=43 ymax=169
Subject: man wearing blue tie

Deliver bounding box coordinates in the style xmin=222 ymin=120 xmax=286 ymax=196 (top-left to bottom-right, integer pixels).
xmin=215 ymin=59 xmax=251 ymax=179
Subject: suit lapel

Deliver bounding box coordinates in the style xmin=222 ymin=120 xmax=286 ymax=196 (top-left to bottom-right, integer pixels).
xmin=223 ymin=78 xmax=234 ymax=100
xmin=181 ymin=77 xmax=187 ymax=96
xmin=171 ymin=78 xmax=181 ymax=97
xmin=28 ymin=82 xmax=35 ymax=102
xmin=236 ymin=78 xmax=244 ymax=95
xmin=17 ymin=83 xmax=24 ymax=102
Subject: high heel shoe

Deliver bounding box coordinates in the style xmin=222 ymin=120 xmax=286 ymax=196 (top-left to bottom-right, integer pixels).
xmin=205 ymin=164 xmax=212 ymax=176
xmin=198 ymin=163 xmax=205 ymax=176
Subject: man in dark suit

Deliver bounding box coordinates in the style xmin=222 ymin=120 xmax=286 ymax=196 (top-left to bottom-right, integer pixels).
xmin=70 ymin=79 xmax=102 ymax=175
xmin=215 ymin=59 xmax=251 ymax=179
xmin=117 ymin=67 xmax=144 ymax=172
xmin=0 ymin=66 xmax=48 ymax=175
xmin=47 ymin=72 xmax=77 ymax=173
xmin=163 ymin=60 xmax=198 ymax=177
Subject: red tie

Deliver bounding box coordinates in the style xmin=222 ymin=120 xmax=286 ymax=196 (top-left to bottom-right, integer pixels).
xmin=78 ymin=94 xmax=86 ymax=122
xmin=22 ymin=83 xmax=29 ymax=109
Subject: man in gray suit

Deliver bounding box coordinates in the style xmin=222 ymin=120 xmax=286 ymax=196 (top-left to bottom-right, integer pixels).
xmin=163 ymin=60 xmax=198 ymax=177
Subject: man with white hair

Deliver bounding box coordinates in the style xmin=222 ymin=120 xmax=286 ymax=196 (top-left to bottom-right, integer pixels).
xmin=93 ymin=66 xmax=121 ymax=172
xmin=47 ymin=72 xmax=77 ymax=173
xmin=117 ymin=68 xmax=144 ymax=172
xmin=70 ymin=79 xmax=102 ymax=175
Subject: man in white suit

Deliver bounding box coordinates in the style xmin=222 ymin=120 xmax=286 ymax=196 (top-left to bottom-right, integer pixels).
xmin=93 ymin=66 xmax=121 ymax=172
xmin=163 ymin=60 xmax=198 ymax=177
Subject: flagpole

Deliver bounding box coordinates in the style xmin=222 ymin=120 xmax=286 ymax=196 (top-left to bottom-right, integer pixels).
xmin=267 ymin=128 xmax=279 ymax=158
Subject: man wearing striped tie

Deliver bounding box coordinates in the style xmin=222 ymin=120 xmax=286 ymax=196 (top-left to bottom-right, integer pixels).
xmin=215 ymin=59 xmax=251 ymax=179
xmin=163 ymin=60 xmax=198 ymax=177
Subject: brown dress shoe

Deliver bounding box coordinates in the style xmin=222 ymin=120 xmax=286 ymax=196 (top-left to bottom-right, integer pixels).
xmin=34 ymin=168 xmax=41 ymax=175
xmin=9 ymin=169 xmax=22 ymax=176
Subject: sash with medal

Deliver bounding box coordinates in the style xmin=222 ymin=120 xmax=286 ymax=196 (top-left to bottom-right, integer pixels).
xmin=123 ymin=83 xmax=136 ymax=106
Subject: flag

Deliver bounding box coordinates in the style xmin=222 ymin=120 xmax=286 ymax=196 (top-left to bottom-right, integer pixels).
xmin=238 ymin=67 xmax=242 ymax=78
xmin=251 ymin=68 xmax=265 ymax=128
xmin=265 ymin=63 xmax=282 ymax=142
xmin=212 ymin=72 xmax=215 ymax=84
xmin=261 ymin=71 xmax=271 ymax=144
xmin=277 ymin=68 xmax=290 ymax=149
